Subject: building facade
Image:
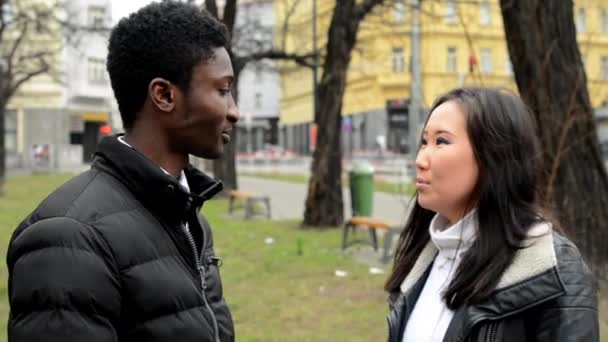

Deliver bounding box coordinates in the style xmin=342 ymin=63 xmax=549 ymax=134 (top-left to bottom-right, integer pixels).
xmin=275 ymin=0 xmax=608 ymax=155
xmin=235 ymin=0 xmax=281 ymax=154
xmin=4 ymin=0 xmax=113 ymax=171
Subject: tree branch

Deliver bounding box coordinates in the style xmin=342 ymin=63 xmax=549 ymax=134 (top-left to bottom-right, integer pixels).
xmin=279 ymin=0 xmax=301 ymax=51
xmin=204 ymin=0 xmax=219 ymax=19
xmin=8 ymin=62 xmax=50 ymax=99
xmin=237 ymin=50 xmax=315 ymax=68
xmin=356 ymin=0 xmax=385 ymax=21
xmin=223 ymin=0 xmax=237 ymax=38
xmin=6 ymin=20 xmax=28 ymax=79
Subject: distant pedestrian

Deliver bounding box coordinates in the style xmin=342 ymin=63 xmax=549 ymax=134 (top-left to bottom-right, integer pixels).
xmin=385 ymin=87 xmax=598 ymax=342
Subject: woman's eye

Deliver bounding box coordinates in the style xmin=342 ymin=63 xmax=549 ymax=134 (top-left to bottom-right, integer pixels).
xmin=436 ymin=137 xmax=450 ymax=145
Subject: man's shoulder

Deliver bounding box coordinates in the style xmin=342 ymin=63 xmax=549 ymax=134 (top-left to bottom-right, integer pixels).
xmin=14 ymin=168 xmax=140 ymax=240
xmin=8 ymin=168 xmax=144 ymax=262
xmin=38 ymin=169 xmax=135 ymax=217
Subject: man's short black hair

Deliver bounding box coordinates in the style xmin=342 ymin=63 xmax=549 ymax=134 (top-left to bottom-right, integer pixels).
xmin=107 ymin=1 xmax=229 ymax=131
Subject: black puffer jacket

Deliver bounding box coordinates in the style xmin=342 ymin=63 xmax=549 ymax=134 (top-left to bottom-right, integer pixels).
xmin=387 ymin=226 xmax=598 ymax=342
xmin=7 ymin=136 xmax=234 ymax=342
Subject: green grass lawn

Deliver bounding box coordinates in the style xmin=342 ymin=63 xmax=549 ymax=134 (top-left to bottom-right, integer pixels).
xmin=2 ymin=173 xmax=607 ymax=341
xmin=239 ymin=171 xmax=415 ymax=197
xmin=0 ymin=173 xmax=389 ymax=341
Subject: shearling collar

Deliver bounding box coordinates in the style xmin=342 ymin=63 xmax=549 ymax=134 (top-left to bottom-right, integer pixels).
xmin=400 ymin=222 xmax=558 ymax=294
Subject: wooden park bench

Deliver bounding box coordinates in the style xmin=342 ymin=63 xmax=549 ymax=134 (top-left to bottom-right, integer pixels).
xmin=342 ymin=216 xmax=403 ymax=262
xmin=228 ymin=190 xmax=271 ymax=219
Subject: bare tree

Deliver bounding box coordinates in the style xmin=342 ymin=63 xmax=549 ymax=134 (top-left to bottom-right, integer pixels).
xmin=303 ymin=0 xmax=386 ymax=227
xmin=0 ymin=0 xmax=69 ymax=195
xmin=500 ymin=0 xmax=608 ymax=282
xmin=190 ymin=0 xmax=313 ymax=193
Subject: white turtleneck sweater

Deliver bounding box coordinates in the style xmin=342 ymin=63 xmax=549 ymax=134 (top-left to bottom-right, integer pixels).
xmin=402 ymin=210 xmax=477 ymax=342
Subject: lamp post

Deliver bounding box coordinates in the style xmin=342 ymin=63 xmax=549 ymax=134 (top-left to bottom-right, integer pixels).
xmin=408 ymin=0 xmax=422 ymax=175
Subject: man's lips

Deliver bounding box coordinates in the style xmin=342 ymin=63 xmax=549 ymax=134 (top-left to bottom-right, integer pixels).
xmin=221 ymin=131 xmax=232 ymax=143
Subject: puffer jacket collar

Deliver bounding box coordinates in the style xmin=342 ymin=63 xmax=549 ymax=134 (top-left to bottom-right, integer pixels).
xmin=388 ymin=223 xmax=567 ymax=342
xmin=92 ymin=135 xmax=223 ymax=225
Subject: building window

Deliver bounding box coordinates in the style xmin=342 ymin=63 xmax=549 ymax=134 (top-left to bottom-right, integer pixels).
xmin=601 ymin=9 xmax=608 ymax=34
xmin=4 ymin=110 xmax=17 ymax=153
xmin=480 ymin=48 xmax=492 ymax=74
xmin=87 ymin=57 xmax=106 ymax=84
xmin=601 ymin=56 xmax=608 ymax=81
xmin=254 ymin=93 xmax=262 ymax=109
xmin=480 ymin=1 xmax=491 ymax=26
xmin=446 ymin=0 xmax=457 ymax=24
xmin=576 ymin=8 xmax=586 ymax=33
xmin=88 ymin=6 xmax=106 ymax=29
xmin=2 ymin=0 xmax=12 ymax=23
xmin=254 ymin=63 xmax=263 ymax=82
xmin=447 ymin=47 xmax=457 ymax=73
xmin=393 ymin=0 xmax=406 ymax=24
xmin=392 ymin=47 xmax=405 ymax=72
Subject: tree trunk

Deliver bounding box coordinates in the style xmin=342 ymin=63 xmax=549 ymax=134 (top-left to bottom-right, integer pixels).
xmin=303 ymin=0 xmax=381 ymax=227
xmin=212 ymin=61 xmax=242 ymax=193
xmin=212 ymin=128 xmax=238 ymax=192
xmin=206 ymin=0 xmax=239 ymax=194
xmin=0 ymin=101 xmax=6 ymax=196
xmin=204 ymin=0 xmax=317 ymax=194
xmin=501 ymin=0 xmax=608 ymax=282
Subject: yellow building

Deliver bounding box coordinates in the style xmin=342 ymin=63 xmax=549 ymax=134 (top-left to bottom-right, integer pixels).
xmin=275 ymin=0 xmax=608 ymax=154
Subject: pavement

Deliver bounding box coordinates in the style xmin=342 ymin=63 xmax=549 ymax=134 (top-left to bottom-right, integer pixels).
xmin=237 ymin=156 xmax=415 ymax=183
xmin=237 ymin=176 xmax=413 ymax=223
xmin=236 ymin=176 xmax=415 ymax=267
xmin=7 ymin=164 xmax=90 ymax=177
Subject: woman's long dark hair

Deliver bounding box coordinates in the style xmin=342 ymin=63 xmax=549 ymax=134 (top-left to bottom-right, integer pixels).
xmin=385 ymin=87 xmax=545 ymax=309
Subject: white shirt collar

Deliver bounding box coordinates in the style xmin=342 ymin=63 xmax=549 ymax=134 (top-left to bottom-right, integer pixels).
xmin=429 ymin=209 xmax=477 ymax=253
xmin=117 ymin=136 xmax=190 ymax=193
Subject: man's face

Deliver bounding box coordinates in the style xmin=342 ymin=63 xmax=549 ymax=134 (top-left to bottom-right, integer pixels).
xmin=169 ymin=47 xmax=239 ymax=159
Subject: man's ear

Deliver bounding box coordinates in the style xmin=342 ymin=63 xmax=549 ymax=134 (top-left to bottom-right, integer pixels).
xmin=149 ymin=78 xmax=175 ymax=113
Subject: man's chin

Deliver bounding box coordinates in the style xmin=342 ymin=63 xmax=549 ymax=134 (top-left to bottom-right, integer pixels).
xmin=192 ymin=148 xmax=223 ymax=160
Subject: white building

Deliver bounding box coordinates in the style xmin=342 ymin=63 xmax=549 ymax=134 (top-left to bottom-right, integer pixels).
xmin=234 ymin=0 xmax=280 ymax=153
xmin=63 ymin=0 xmax=114 ymax=163
xmin=4 ymin=0 xmax=113 ymax=171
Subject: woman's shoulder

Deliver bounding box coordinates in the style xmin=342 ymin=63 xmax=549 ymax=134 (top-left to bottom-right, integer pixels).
xmin=496 ymin=222 xmax=592 ymax=290
xmin=551 ymin=231 xmax=595 ymax=284
xmin=538 ymin=231 xmax=598 ymax=314
xmin=522 ymin=222 xmax=591 ymax=279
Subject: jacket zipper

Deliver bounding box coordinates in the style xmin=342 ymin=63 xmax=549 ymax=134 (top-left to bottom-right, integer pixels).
xmin=485 ymin=322 xmax=497 ymax=342
xmin=180 ymin=212 xmax=221 ymax=342
xmin=386 ymin=316 xmax=393 ymax=342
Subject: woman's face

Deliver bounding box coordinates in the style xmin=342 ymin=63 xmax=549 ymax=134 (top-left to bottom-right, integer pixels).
xmin=415 ymin=100 xmax=479 ymax=225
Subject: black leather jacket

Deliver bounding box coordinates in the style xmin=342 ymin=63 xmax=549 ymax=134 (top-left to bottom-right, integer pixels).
xmin=387 ymin=230 xmax=598 ymax=342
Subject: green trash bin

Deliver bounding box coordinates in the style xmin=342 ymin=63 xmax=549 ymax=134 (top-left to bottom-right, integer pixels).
xmin=349 ymin=161 xmax=375 ymax=216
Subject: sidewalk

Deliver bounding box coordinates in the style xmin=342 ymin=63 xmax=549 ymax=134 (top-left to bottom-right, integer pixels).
xmin=237 ymin=156 xmax=415 ymax=183
xmin=237 ymin=176 xmax=413 ymax=223
xmin=6 ymin=164 xmax=90 ymax=177
xmin=235 ymin=176 xmax=415 ymax=267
